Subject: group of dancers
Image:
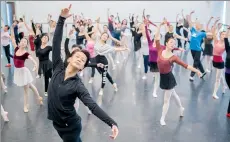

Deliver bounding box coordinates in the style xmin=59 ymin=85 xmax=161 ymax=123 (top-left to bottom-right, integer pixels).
xmin=1 ymin=4 xmax=230 ymax=142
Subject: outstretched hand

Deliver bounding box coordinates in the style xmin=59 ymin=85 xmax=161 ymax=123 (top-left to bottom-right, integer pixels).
xmin=60 ymin=4 xmax=72 ymax=19
xmin=109 ymin=125 xmax=119 ymax=140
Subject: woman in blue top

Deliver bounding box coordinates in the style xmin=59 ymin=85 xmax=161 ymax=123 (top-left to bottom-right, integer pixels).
xmin=187 ymin=11 xmax=213 ymax=82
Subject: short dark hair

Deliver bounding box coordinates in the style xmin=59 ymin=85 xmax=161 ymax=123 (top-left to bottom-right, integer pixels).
xmin=72 ymin=44 xmax=82 ymax=49
xmin=5 ymin=25 xmax=10 ymax=30
xmin=19 ymin=18 xmax=23 ymax=22
xmin=70 ymin=49 xmax=90 ymax=68
xmin=41 ymin=33 xmax=49 ymax=41
xmin=166 ymin=37 xmax=175 ymax=43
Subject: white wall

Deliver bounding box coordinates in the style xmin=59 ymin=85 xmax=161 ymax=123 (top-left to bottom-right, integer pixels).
xmin=15 ymin=1 xmax=221 ymax=24
xmin=13 ymin=1 xmax=226 ymax=36
xmin=226 ymin=1 xmax=230 ymax=25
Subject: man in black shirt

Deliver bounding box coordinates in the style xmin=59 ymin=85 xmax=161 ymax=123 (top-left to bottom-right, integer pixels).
xmin=48 ymin=5 xmax=119 ymax=142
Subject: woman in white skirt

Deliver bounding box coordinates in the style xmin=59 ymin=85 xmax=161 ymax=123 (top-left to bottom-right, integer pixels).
xmin=11 ymin=24 xmax=43 ymax=113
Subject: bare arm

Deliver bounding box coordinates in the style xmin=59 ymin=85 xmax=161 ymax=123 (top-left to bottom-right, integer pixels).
xmin=174 ymin=33 xmax=187 ymax=41
xmin=181 ymin=9 xmax=185 ymax=19
xmin=188 ymin=10 xmax=195 ymax=28
xmin=182 ymin=27 xmax=190 ymax=33
xmin=206 ymin=17 xmax=213 ymax=32
xmin=212 ymin=18 xmax=220 ymax=41
xmin=187 ymin=65 xmax=201 ymax=77
xmin=28 ymin=55 xmax=38 ymax=70
xmin=10 ymin=25 xmax=18 ymax=49
xmin=176 ymin=14 xmax=179 ymax=23
xmin=1 ymin=17 xmax=5 ymax=28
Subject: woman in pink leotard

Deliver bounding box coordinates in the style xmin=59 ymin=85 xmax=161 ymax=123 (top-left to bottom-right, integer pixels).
xmin=212 ymin=23 xmax=227 ymax=99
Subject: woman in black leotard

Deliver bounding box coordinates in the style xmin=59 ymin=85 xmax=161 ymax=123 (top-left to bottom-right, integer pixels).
xmin=76 ymin=25 xmax=86 ymax=47
xmin=34 ymin=33 xmax=52 ymax=96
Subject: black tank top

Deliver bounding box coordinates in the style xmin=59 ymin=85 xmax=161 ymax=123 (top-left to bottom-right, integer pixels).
xmin=87 ymin=25 xmax=94 ymax=37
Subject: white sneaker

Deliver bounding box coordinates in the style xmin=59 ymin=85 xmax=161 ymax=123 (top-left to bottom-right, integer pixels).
xmin=189 ymin=77 xmax=194 ymax=82
xmin=137 ymin=65 xmax=141 ymax=69
xmin=142 ymin=76 xmax=146 ymax=80
xmin=36 ymin=75 xmax=41 ymax=79
xmin=206 ymin=69 xmax=210 ymax=73
xmin=116 ymin=61 xmax=120 ymax=64
xmin=99 ymin=89 xmax=103 ymax=96
xmin=88 ymin=78 xmax=93 ymax=84
xmin=44 ymin=92 xmax=48 ymax=97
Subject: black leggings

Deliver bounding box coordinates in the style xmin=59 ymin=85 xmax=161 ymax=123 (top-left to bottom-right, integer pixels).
xmin=3 ymin=45 xmax=13 ymax=64
xmin=97 ymin=65 xmax=114 ymax=88
xmin=44 ymin=69 xmax=52 ymax=92
xmin=143 ymin=55 xmax=149 ymax=73
xmin=90 ymin=58 xmax=96 ymax=77
xmin=53 ymin=121 xmax=82 ymax=142
xmin=183 ymin=29 xmax=188 ymax=46
xmin=190 ymin=50 xmax=205 ymax=77
xmin=225 ymin=73 xmax=230 ymax=113
xmin=177 ymin=39 xmax=182 ymax=48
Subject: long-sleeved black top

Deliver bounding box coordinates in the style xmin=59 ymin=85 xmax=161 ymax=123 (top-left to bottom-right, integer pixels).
xmin=47 ymin=16 xmax=118 ymax=130
xmin=224 ymin=38 xmax=230 ymax=68
xmin=34 ymin=35 xmax=52 ymax=61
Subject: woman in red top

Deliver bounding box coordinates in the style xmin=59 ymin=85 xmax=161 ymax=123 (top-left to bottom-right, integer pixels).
xmin=11 ymin=25 xmax=43 ymax=113
xmin=155 ymin=21 xmax=201 ymax=126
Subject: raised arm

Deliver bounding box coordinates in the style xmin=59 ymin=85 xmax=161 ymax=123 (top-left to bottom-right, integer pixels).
xmin=176 ymin=14 xmax=179 ymax=23
xmin=188 ymin=10 xmax=195 ymax=28
xmin=212 ymin=18 xmax=220 ymax=41
xmin=155 ymin=22 xmax=164 ymax=51
xmin=64 ymin=30 xmax=72 ymax=60
xmin=1 ymin=17 xmax=5 ymax=28
xmin=206 ymin=17 xmax=213 ymax=32
xmin=181 ymin=9 xmax=185 ymax=19
xmin=52 ymin=5 xmax=72 ymax=71
xmin=10 ymin=25 xmax=17 ymax=49
xmin=144 ymin=20 xmax=152 ymax=45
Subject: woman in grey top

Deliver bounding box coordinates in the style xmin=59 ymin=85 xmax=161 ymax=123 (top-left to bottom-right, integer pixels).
xmin=94 ymin=32 xmax=129 ymax=96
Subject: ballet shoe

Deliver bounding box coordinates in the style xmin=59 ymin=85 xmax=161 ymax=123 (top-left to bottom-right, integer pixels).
xmin=2 ymin=111 xmax=9 ymax=122
xmin=38 ymin=97 xmax=43 ymax=105
xmin=212 ymin=95 xmax=219 ymax=99
xmin=24 ymin=106 xmax=29 ymax=113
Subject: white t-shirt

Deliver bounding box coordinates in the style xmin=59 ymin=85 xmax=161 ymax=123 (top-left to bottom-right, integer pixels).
xmin=1 ymin=31 xmax=10 ymax=46
xmin=18 ymin=22 xmax=25 ymax=33
xmin=141 ymin=37 xmax=149 ymax=55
